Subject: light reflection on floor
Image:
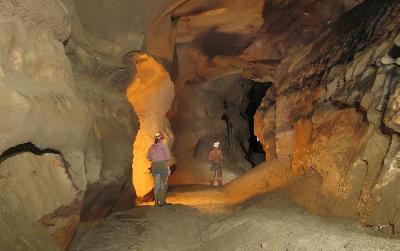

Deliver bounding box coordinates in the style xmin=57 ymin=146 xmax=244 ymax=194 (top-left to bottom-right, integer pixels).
xmin=137 ymin=185 xmax=229 ymax=213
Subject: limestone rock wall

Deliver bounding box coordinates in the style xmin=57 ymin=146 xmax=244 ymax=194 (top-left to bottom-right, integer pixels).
xmin=0 ymin=0 xmax=139 ymax=249
xmin=254 ymin=0 xmax=400 ymax=236
xmin=148 ymin=0 xmax=360 ymax=185
xmin=148 ymin=0 xmax=400 ymax=237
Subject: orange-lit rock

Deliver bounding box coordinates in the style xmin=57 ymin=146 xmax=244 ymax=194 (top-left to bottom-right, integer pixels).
xmin=126 ymin=53 xmax=175 ymax=201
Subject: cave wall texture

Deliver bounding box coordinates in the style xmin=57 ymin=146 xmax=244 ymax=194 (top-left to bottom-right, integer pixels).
xmin=265 ymin=0 xmax=400 ymax=234
xmin=147 ymin=0 xmax=369 ymax=185
xmin=147 ymin=0 xmax=400 ymax=236
xmin=0 ymin=0 xmax=144 ymax=249
xmin=1 ymin=0 xmax=400 ymax=249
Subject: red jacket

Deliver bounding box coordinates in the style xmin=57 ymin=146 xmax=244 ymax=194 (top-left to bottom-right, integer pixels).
xmin=208 ymin=149 xmax=223 ymax=163
xmin=147 ymin=143 xmax=171 ymax=162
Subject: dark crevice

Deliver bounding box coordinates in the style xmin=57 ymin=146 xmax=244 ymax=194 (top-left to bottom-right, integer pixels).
xmin=244 ymin=81 xmax=272 ymax=167
xmin=0 ymin=142 xmax=61 ymax=164
xmin=62 ymin=37 xmax=70 ymax=47
xmin=388 ymin=45 xmax=400 ymax=59
xmin=0 ymin=142 xmax=73 ymax=176
xmin=0 ymin=142 xmax=77 ymax=189
xmin=221 ymin=113 xmax=233 ymax=147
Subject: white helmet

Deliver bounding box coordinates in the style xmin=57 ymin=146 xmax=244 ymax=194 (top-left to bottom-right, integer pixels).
xmin=213 ymin=141 xmax=220 ymax=148
xmin=154 ymin=132 xmax=164 ymax=140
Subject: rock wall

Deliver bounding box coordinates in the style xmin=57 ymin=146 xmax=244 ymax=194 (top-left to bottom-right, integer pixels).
xmin=0 ymin=0 xmax=139 ymax=249
xmin=146 ymin=0 xmax=362 ymax=185
xmin=254 ymin=0 xmax=400 ymax=236
xmin=146 ymin=0 xmax=400 ymax=237
xmin=2 ymin=0 xmax=400 ymax=248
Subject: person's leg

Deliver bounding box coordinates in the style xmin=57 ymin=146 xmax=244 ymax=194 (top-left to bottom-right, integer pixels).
xmin=153 ymin=173 xmax=161 ymax=206
xmin=217 ymin=163 xmax=222 ymax=186
xmin=160 ymin=168 xmax=169 ymax=205
xmin=210 ymin=163 xmax=216 ymax=186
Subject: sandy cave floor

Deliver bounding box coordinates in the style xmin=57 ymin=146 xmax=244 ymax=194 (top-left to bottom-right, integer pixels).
xmin=71 ymin=186 xmax=400 ymax=251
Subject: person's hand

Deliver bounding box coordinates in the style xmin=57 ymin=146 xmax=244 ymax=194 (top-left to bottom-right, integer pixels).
xmin=168 ymin=168 xmax=171 ymax=176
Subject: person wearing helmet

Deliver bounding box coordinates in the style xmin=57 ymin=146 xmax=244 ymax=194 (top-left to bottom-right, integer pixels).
xmin=147 ymin=132 xmax=172 ymax=207
xmin=208 ymin=141 xmax=223 ymax=187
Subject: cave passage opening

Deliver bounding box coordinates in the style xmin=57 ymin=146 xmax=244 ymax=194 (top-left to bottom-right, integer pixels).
xmin=126 ymin=52 xmax=175 ymax=202
xmin=244 ymin=81 xmax=271 ymax=167
xmin=170 ymin=74 xmax=273 ymax=188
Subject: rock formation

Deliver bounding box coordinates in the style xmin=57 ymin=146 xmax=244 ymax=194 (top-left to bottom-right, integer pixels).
xmin=2 ymin=0 xmax=400 ymax=249
xmin=145 ymin=0 xmax=366 ymax=184
xmin=253 ymin=0 xmax=400 ymax=236
xmin=126 ymin=52 xmax=175 ymax=201
xmin=145 ymin=0 xmax=400 ymax=237
xmin=0 ymin=0 xmax=139 ymax=249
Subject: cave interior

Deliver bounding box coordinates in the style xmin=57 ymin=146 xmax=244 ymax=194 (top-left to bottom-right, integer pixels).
xmin=1 ymin=0 xmax=400 ymax=250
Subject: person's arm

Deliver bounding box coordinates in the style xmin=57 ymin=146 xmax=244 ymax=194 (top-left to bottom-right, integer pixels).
xmin=162 ymin=144 xmax=171 ymax=161
xmin=208 ymin=150 xmax=213 ymax=161
xmin=147 ymin=145 xmax=153 ymax=161
xmin=161 ymin=144 xmax=172 ymax=176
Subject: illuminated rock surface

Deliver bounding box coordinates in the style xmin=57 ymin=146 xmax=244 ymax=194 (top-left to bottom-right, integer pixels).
xmin=2 ymin=0 xmax=400 ymax=249
xmin=126 ymin=53 xmax=175 ymax=201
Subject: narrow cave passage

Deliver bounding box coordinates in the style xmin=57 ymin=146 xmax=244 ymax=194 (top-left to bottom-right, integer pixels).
xmin=243 ymin=81 xmax=271 ymax=167
xmin=125 ymin=52 xmax=175 ymax=202
xmin=169 ymin=74 xmax=273 ymax=186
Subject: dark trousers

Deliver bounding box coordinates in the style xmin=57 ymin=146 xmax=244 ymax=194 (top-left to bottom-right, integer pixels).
xmin=210 ymin=162 xmax=222 ymax=186
xmin=151 ymin=162 xmax=169 ymax=203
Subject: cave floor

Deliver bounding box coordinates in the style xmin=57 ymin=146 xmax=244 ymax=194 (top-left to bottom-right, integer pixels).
xmin=72 ymin=186 xmax=400 ymax=251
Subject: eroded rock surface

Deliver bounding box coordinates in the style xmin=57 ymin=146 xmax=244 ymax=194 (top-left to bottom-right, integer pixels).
xmin=0 ymin=0 xmax=138 ymax=249
xmin=147 ymin=0 xmax=400 ymax=238
xmin=2 ymin=0 xmax=400 ymax=249
xmin=143 ymin=0 xmax=367 ymax=186
xmin=126 ymin=53 xmax=175 ymax=201
xmin=253 ymin=0 xmax=400 ymax=236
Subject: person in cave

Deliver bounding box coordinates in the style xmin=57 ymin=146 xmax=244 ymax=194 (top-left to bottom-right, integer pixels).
xmin=147 ymin=132 xmax=172 ymax=207
xmin=208 ymin=141 xmax=224 ymax=187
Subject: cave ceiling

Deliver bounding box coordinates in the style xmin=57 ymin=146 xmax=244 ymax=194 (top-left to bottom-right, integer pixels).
xmin=145 ymin=0 xmax=366 ymax=84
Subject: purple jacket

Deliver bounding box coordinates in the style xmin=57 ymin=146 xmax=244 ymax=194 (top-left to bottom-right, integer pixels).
xmin=147 ymin=143 xmax=171 ymax=162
